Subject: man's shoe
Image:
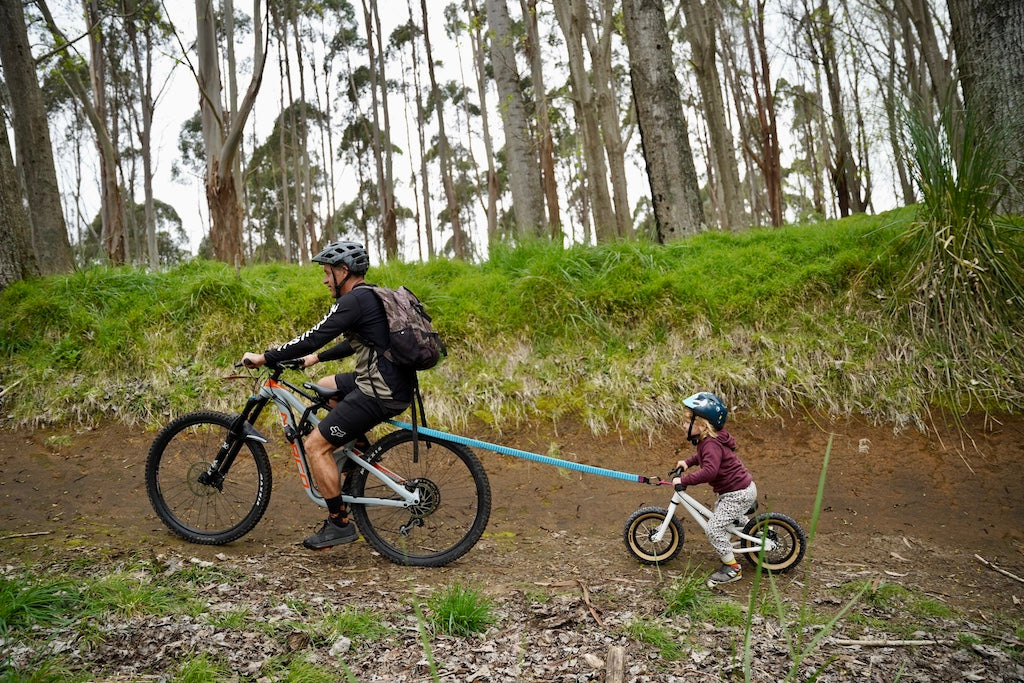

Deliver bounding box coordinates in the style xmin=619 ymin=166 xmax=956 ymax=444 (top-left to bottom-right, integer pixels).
xmin=303 ymin=518 xmax=358 ymax=550
xmin=706 ymin=563 xmax=742 ymax=587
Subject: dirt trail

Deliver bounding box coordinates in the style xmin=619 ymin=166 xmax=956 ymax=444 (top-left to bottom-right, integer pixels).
xmin=2 ymin=413 xmax=1022 ymax=617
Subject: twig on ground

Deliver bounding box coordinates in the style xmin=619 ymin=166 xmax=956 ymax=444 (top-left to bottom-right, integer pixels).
xmin=0 ymin=531 xmax=52 ymax=540
xmin=577 ymin=579 xmax=605 ymax=627
xmin=974 ymin=554 xmax=1024 ymax=584
xmin=832 ymin=638 xmax=952 ymax=647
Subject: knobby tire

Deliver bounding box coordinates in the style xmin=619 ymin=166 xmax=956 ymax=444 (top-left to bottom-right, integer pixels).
xmin=349 ymin=430 xmax=491 ymax=567
xmin=623 ymin=507 xmax=685 ymax=565
xmin=146 ymin=411 xmax=272 ymax=545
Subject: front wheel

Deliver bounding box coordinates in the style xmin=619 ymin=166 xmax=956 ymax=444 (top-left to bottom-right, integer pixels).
xmin=146 ymin=411 xmax=272 ymax=545
xmin=624 ymin=507 xmax=685 ymax=565
xmin=740 ymin=513 xmax=806 ymax=573
xmin=349 ymin=430 xmax=491 ymax=567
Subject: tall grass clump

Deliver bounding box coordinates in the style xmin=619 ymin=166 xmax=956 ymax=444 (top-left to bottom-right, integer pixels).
xmin=425 ymin=583 xmax=496 ymax=637
xmin=897 ymin=102 xmax=1024 ymax=415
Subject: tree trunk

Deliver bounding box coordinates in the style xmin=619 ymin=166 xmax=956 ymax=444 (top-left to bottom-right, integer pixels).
xmin=948 ymin=0 xmax=1024 ymax=213
xmin=621 ymin=0 xmax=705 ymax=241
xmin=0 ymin=0 xmax=74 ymax=274
xmin=421 ymin=0 xmax=466 ymax=257
xmin=583 ymin=0 xmax=633 ymax=239
xmin=195 ymin=0 xmax=267 ymax=265
xmin=522 ymin=0 xmax=561 ymax=237
xmin=0 ymin=111 xmax=38 ymax=288
xmin=742 ymin=0 xmax=783 ymax=226
xmin=486 ymin=0 xmax=546 ymax=238
xmin=125 ymin=0 xmax=158 ymax=269
xmin=680 ymin=0 xmax=744 ymax=231
xmin=468 ymin=0 xmax=498 ymax=251
xmin=552 ymin=0 xmax=616 ymax=242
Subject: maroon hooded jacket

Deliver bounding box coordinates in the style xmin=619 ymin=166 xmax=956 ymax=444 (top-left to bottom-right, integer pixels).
xmin=677 ymin=430 xmax=753 ymax=495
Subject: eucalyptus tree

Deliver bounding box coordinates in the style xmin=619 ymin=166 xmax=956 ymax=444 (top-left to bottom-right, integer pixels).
xmin=621 ymin=0 xmax=705 ymax=240
xmin=679 ymin=0 xmax=744 ymax=231
xmin=0 ymin=0 xmax=74 ymax=274
xmin=457 ymin=0 xmax=499 ymax=250
xmin=485 ymin=0 xmax=546 ymax=239
xmin=246 ymin=101 xmax=327 ymax=261
xmin=193 ymin=0 xmax=269 ymax=265
xmin=520 ymin=0 xmax=560 ymax=237
xmin=578 ymin=0 xmax=633 ymax=239
xmin=948 ymin=0 xmax=1024 ymax=213
xmin=34 ymin=0 xmax=131 ymax=263
xmin=1 ymin=102 xmax=38 ymax=288
xmin=552 ymin=0 xmax=616 ymax=242
xmin=391 ymin=11 xmax=434 ymax=258
xmin=360 ymin=0 xmax=399 ymax=260
xmin=796 ymin=0 xmax=869 ymax=217
xmin=420 ymin=0 xmax=467 ymax=258
xmin=124 ymin=0 xmax=172 ymax=268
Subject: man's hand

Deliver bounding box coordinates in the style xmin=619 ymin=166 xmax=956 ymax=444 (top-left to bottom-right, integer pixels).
xmin=676 ymin=460 xmax=689 ymax=472
xmin=301 ymin=353 xmax=319 ymax=368
xmin=241 ymin=352 xmax=266 ymax=368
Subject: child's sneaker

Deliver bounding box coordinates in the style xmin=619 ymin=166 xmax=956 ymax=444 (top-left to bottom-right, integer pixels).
xmin=707 ymin=563 xmax=742 ymax=587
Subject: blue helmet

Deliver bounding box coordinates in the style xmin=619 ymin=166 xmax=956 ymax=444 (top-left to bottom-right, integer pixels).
xmin=683 ymin=392 xmax=728 ymax=430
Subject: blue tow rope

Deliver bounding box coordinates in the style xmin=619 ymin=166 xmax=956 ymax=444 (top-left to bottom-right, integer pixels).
xmin=388 ymin=420 xmax=648 ymax=484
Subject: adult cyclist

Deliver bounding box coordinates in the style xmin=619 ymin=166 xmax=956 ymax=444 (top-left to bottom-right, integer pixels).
xmin=241 ymin=241 xmax=415 ymax=550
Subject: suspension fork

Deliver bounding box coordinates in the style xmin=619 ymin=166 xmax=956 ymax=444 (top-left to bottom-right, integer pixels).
xmin=197 ymin=393 xmax=270 ymax=490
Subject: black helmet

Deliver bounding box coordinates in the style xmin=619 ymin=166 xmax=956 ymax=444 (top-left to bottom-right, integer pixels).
xmin=683 ymin=392 xmax=728 ymax=430
xmin=312 ymin=241 xmax=369 ymax=274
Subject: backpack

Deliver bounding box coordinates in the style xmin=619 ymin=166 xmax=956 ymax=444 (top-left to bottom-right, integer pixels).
xmin=366 ymin=285 xmax=445 ymax=371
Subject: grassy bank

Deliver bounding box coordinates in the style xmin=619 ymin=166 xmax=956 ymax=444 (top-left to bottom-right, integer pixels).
xmin=2 ymin=206 xmax=1021 ymax=432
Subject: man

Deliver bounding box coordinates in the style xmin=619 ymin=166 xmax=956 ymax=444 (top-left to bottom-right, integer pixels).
xmin=241 ymin=241 xmax=414 ymax=549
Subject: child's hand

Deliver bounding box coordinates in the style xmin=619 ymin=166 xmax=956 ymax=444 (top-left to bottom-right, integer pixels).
xmin=676 ymin=460 xmax=688 ymax=472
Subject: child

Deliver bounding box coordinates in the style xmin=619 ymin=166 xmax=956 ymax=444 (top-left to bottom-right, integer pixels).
xmin=672 ymin=391 xmax=757 ymax=587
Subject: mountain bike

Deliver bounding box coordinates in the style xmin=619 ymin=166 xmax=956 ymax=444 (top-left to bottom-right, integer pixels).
xmin=145 ymin=360 xmax=491 ymax=567
xmin=623 ymin=467 xmax=806 ymax=573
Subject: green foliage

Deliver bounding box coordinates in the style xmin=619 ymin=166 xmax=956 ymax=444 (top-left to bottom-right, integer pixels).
xmin=662 ymin=565 xmax=712 ymax=617
xmin=624 ymin=618 xmax=684 ymax=661
xmin=0 ymin=206 xmax=1019 ymax=431
xmin=0 ymin=575 xmax=81 ymax=635
xmin=319 ymin=606 xmax=395 ymax=646
xmin=897 ymin=102 xmax=1024 ymax=416
xmin=173 ymin=654 xmax=231 ymax=683
xmin=425 ymin=583 xmax=496 ymax=637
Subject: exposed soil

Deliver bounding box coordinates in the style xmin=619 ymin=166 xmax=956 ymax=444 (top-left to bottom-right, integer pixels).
xmin=2 ymin=413 xmax=1023 ymax=680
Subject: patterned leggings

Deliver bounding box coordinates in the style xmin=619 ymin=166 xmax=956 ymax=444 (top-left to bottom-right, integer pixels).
xmin=706 ymin=482 xmax=758 ymax=561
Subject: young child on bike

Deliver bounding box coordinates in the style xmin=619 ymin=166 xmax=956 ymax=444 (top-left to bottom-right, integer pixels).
xmin=671 ymin=391 xmax=757 ymax=587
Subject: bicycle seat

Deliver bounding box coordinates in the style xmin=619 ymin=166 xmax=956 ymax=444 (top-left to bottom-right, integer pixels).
xmin=303 ymin=382 xmax=344 ymax=400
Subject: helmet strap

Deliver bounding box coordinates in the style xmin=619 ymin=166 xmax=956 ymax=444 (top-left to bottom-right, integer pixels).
xmin=686 ymin=415 xmax=700 ymax=446
xmin=331 ymin=267 xmax=350 ymax=298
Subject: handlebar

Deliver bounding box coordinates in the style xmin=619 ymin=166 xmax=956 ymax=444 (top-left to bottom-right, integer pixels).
xmin=235 ymin=359 xmax=306 ymax=373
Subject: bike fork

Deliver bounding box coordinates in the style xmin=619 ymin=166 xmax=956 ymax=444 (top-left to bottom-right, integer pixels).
xmin=199 ymin=397 xmax=269 ymax=490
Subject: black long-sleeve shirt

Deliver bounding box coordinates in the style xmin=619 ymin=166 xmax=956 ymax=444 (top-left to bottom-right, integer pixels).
xmin=263 ymin=283 xmax=414 ymax=405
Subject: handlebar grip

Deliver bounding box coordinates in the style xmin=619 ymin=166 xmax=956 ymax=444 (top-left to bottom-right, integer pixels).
xmin=669 ymin=466 xmax=683 ymax=478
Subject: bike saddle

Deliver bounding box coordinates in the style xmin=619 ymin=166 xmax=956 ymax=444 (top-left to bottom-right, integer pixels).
xmin=303 ymin=382 xmax=343 ymax=400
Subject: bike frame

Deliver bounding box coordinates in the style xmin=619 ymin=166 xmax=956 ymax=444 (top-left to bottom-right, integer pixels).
xmin=653 ymin=487 xmax=778 ymax=556
xmin=230 ymin=370 xmax=420 ymax=511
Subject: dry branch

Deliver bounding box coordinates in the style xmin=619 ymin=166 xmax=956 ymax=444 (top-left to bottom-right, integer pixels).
xmin=974 ymin=554 xmax=1024 ymax=584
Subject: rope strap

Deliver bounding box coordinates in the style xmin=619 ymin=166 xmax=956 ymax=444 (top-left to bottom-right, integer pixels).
xmin=387 ymin=420 xmax=648 ymax=484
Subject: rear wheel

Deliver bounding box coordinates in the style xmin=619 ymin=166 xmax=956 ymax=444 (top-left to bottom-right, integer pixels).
xmin=623 ymin=507 xmax=685 ymax=564
xmin=146 ymin=411 xmax=272 ymax=545
xmin=349 ymin=431 xmax=490 ymax=567
xmin=740 ymin=513 xmax=806 ymax=573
